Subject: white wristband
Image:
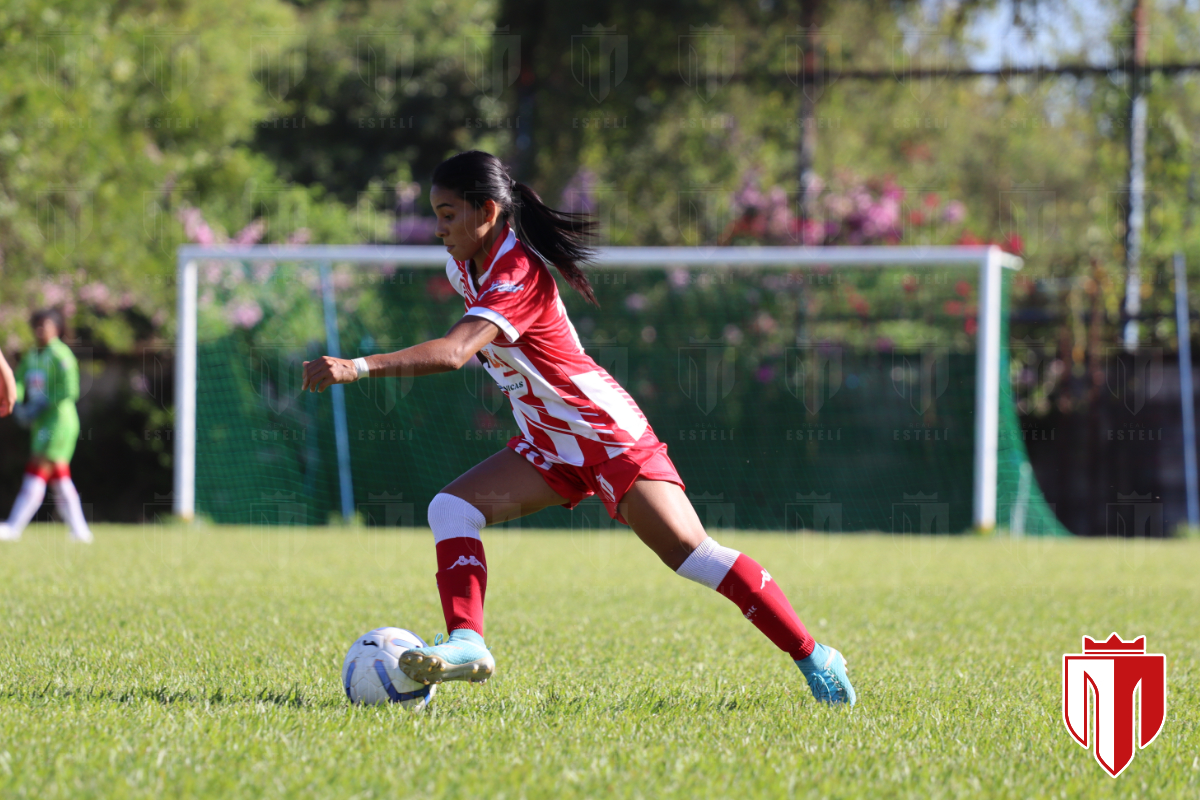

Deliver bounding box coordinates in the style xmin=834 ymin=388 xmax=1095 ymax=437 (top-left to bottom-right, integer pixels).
xmin=351 ymin=357 xmax=370 ymax=380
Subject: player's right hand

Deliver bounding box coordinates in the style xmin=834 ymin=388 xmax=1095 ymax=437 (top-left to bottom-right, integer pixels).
xmin=301 ymin=355 xmax=357 ymax=393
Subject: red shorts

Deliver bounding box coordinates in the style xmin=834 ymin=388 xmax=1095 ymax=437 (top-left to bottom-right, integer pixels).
xmin=506 ymin=428 xmax=685 ymax=525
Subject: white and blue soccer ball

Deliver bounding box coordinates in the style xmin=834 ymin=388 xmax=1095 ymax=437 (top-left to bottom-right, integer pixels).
xmin=342 ymin=627 xmax=435 ymax=710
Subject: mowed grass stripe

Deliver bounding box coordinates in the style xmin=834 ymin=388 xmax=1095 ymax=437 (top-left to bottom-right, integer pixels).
xmin=0 ymin=525 xmax=1196 ymax=799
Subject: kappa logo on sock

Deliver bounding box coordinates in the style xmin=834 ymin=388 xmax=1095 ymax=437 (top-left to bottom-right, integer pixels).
xmin=447 ymin=555 xmax=487 ymax=572
xmin=760 ymin=569 xmax=772 ymax=589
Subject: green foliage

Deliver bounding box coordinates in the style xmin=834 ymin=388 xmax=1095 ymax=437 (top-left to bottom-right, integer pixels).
xmin=188 ymin=264 xmax=1060 ymax=534
xmin=0 ymin=527 xmax=1197 ymax=798
xmin=500 ymin=0 xmax=1200 ymax=354
xmin=0 ymin=0 xmax=284 ymax=348
xmin=6 ymin=0 xmax=1200 ymax=364
xmin=251 ymin=0 xmax=503 ymax=204
xmin=0 ymin=0 xmax=392 ymax=351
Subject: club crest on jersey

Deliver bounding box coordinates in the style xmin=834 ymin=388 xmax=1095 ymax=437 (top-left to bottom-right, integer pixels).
xmin=479 ymin=349 xmax=506 ymax=370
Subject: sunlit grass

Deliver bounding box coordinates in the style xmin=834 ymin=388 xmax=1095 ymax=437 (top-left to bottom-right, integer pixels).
xmin=0 ymin=524 xmax=1195 ymax=799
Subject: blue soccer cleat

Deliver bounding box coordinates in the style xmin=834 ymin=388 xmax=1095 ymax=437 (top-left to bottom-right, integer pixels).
xmin=398 ymin=628 xmax=495 ymax=685
xmin=796 ymin=642 xmax=856 ymax=706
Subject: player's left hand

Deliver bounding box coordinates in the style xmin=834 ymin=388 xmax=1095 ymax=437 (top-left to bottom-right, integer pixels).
xmin=12 ymin=403 xmax=34 ymax=428
xmin=301 ymin=356 xmax=357 ymax=393
xmin=11 ymin=394 xmax=47 ymax=427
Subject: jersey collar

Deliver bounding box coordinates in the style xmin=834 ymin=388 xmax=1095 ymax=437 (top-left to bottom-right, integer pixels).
xmin=476 ymin=222 xmax=516 ymax=288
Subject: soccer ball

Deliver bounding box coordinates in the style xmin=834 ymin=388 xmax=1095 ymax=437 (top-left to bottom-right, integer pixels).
xmin=342 ymin=627 xmax=436 ymax=710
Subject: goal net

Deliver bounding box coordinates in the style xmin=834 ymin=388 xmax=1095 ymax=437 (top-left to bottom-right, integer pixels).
xmin=174 ymin=244 xmax=1066 ymax=536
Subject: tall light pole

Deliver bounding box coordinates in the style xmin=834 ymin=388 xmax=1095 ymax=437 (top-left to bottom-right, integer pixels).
xmin=796 ymin=0 xmax=823 ymax=228
xmin=1122 ymin=0 xmax=1149 ymax=350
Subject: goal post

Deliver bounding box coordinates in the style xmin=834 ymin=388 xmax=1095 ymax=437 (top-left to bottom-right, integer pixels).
xmin=174 ymin=243 xmax=1061 ymax=535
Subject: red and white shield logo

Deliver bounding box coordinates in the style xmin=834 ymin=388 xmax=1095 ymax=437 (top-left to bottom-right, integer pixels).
xmin=1062 ymin=633 xmax=1166 ymax=777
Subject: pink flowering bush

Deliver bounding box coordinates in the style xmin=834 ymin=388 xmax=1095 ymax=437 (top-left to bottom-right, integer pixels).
xmin=560 ymin=169 xmax=598 ymax=216
xmin=719 ymin=171 xmax=967 ymax=247
xmin=180 ymin=207 xmax=217 ymax=246
xmin=180 ymin=206 xmax=312 ymax=334
xmin=393 ymin=181 xmax=439 ymax=244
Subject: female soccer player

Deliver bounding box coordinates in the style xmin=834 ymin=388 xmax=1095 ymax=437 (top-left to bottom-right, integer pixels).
xmin=0 ymin=309 xmax=93 ymax=543
xmin=302 ymin=150 xmax=855 ymax=705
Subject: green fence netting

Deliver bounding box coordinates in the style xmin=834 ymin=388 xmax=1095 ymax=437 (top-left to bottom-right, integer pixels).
xmin=193 ymin=258 xmax=1068 ymax=535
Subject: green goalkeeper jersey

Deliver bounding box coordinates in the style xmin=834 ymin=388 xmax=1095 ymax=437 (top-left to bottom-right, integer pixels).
xmin=15 ymin=338 xmax=81 ymax=461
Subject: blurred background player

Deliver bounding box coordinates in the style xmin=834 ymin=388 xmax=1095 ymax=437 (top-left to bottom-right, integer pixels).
xmin=0 ymin=309 xmax=93 ymax=543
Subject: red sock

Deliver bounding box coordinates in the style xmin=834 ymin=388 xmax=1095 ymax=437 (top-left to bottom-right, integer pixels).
xmin=434 ymin=537 xmax=488 ymax=636
xmin=715 ymin=554 xmax=815 ymax=660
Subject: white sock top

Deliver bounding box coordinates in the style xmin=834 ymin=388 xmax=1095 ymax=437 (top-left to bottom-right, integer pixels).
xmin=675 ymin=536 xmax=740 ymax=590
xmin=428 ymin=492 xmax=487 ymax=544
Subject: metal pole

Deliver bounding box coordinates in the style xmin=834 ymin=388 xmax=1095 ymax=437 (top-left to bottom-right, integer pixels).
xmin=973 ymin=248 xmax=1003 ymax=530
xmin=319 ymin=263 xmax=355 ymax=522
xmin=796 ymin=7 xmax=820 ymax=228
xmin=1122 ymin=0 xmax=1149 ymax=350
xmin=177 ymin=243 xmax=1024 ymax=268
xmin=173 ymin=256 xmax=197 ymax=521
xmin=1175 ymin=252 xmax=1199 ymax=527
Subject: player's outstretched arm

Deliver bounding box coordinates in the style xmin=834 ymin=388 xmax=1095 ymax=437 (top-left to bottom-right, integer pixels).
xmin=301 ymin=316 xmax=500 ymax=393
xmin=0 ymin=348 xmax=15 ymax=417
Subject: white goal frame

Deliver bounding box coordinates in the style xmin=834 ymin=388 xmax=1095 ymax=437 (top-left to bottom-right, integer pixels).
xmin=174 ymin=244 xmax=1022 ymax=529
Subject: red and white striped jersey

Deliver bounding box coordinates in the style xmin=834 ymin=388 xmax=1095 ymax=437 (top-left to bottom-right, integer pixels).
xmin=447 ymin=223 xmax=648 ymax=466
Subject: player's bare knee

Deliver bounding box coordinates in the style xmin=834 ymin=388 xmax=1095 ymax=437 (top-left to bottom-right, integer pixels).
xmin=656 ymin=544 xmax=693 ymax=572
xmin=632 ymin=524 xmax=702 ymax=571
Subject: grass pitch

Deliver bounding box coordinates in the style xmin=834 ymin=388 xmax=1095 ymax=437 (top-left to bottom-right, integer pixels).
xmin=0 ymin=524 xmax=1196 ymax=799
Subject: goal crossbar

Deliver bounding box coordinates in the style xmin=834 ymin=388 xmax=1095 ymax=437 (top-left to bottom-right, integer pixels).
xmin=174 ymin=244 xmax=1021 ymax=530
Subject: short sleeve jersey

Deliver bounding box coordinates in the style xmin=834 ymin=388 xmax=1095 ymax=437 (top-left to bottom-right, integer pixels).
xmin=15 ymin=338 xmax=80 ymax=427
xmin=448 ymin=223 xmax=648 ymax=467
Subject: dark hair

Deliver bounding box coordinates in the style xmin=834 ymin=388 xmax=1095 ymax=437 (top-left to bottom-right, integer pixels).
xmin=432 ymin=150 xmax=599 ymax=306
xmin=31 ymin=308 xmax=65 ymax=334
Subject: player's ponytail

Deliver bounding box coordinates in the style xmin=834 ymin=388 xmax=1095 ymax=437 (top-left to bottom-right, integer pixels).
xmin=432 ymin=150 xmax=599 ymax=306
xmin=509 ymin=181 xmax=598 ymax=306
